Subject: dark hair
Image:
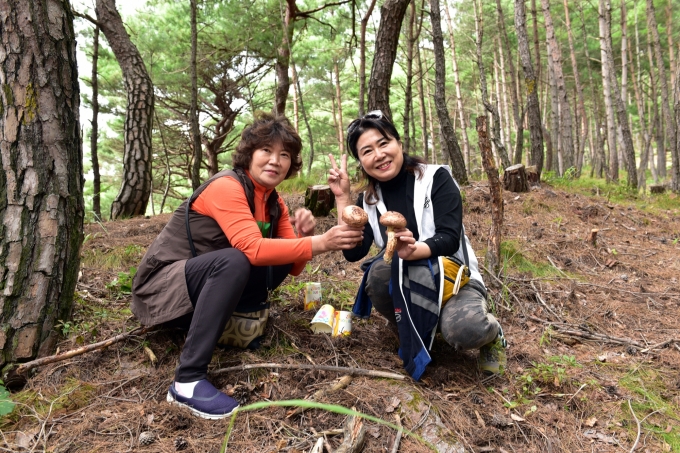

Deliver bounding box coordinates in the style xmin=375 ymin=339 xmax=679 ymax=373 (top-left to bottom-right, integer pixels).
xmin=232 ymin=112 xmax=303 ymax=178
xmin=346 ymin=114 xmax=426 ymax=205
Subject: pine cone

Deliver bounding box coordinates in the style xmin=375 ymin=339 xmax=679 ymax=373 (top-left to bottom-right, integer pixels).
xmin=139 ymin=431 xmax=155 ymax=446
xmin=174 ymin=436 xmax=188 ymax=451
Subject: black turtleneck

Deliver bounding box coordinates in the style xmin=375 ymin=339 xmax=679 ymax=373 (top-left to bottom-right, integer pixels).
xmin=343 ymin=164 xmax=462 ymax=262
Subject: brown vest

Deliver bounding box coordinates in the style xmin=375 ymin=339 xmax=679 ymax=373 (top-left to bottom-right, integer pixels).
xmin=131 ymin=168 xmax=281 ymax=326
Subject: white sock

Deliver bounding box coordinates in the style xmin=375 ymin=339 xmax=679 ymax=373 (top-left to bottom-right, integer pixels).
xmin=174 ymin=380 xmax=199 ymax=398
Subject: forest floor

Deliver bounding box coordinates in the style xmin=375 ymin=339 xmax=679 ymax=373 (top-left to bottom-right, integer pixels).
xmin=2 ymin=179 xmax=680 ymax=453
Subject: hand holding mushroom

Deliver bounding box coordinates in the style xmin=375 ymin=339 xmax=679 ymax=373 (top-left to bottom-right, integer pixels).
xmin=341 ymin=205 xmax=368 ymax=246
xmin=380 ymin=211 xmax=407 ymax=264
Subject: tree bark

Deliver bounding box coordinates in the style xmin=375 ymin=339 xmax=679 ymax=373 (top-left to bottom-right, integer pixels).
xmin=562 ymin=0 xmax=588 ymax=178
xmin=91 ymin=27 xmax=102 ymax=221
xmin=476 ymin=117 xmax=503 ymax=276
xmin=293 ymin=62 xmax=315 ymax=175
xmin=647 ymin=0 xmax=679 ymax=191
xmin=474 ymin=0 xmax=511 ymax=170
xmin=368 ymin=0 xmax=410 ymax=118
xmin=541 ymin=0 xmax=575 ymax=174
xmin=0 ymin=0 xmax=84 ymax=365
xmin=443 ymin=3 xmax=470 ymax=168
xmin=599 ymin=0 xmax=619 ymax=181
xmin=429 ymin=0 xmax=467 ymax=183
xmin=359 ymin=0 xmax=378 ymax=116
xmin=514 ymin=0 xmax=544 ymax=177
xmin=96 ymin=0 xmax=154 ymax=219
xmin=647 ymin=24 xmax=665 ymax=179
xmin=190 ymin=0 xmax=202 ymax=190
xmin=530 ymin=0 xmax=541 ymax=102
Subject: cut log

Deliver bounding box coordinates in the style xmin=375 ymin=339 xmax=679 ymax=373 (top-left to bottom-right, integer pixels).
xmin=525 ymin=165 xmax=540 ymax=186
xmin=334 ymin=408 xmax=366 ymax=453
xmin=586 ymin=229 xmax=598 ymax=246
xmin=649 ymin=184 xmax=666 ymax=194
xmin=304 ymin=185 xmax=336 ymax=217
xmin=502 ymin=163 xmax=529 ymax=192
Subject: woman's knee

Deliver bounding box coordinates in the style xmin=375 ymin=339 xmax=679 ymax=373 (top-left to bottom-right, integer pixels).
xmin=439 ymin=286 xmax=499 ymax=350
xmin=211 ymin=248 xmax=251 ymax=279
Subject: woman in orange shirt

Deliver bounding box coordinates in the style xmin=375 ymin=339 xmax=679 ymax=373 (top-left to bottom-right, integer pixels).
xmin=132 ymin=113 xmax=362 ymax=419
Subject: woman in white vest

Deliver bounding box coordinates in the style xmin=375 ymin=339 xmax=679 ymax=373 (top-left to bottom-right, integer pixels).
xmin=328 ymin=111 xmax=507 ymax=376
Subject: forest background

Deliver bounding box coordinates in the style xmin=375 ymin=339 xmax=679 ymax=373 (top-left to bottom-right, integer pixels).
xmin=73 ymin=0 xmax=680 ymax=222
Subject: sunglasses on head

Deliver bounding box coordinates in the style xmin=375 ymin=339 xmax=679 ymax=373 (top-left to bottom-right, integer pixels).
xmin=346 ymin=110 xmax=385 ymax=135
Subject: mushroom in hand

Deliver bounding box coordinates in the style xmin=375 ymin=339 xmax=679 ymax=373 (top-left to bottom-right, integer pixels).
xmin=341 ymin=205 xmax=368 ymax=246
xmin=379 ymin=211 xmax=407 ymax=264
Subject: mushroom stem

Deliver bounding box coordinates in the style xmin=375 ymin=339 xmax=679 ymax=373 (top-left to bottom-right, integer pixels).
xmin=384 ymin=228 xmax=396 ymax=264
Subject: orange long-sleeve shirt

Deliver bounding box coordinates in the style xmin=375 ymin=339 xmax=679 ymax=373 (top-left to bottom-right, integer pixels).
xmin=191 ymin=171 xmax=312 ymax=276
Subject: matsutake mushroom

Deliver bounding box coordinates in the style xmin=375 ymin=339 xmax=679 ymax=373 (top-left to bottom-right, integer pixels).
xmin=341 ymin=205 xmax=368 ymax=247
xmin=379 ymin=211 xmax=407 ymax=264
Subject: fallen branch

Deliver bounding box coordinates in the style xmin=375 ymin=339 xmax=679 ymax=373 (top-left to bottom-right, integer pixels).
xmin=479 ymin=264 xmax=517 ymax=310
xmin=628 ymin=400 xmax=641 ymax=453
xmin=390 ymin=414 xmax=403 ymax=453
xmin=334 ymin=407 xmax=366 ymax=453
xmin=211 ymin=363 xmax=406 ymax=380
xmin=16 ymin=326 xmax=152 ymax=374
xmin=287 ymin=375 xmax=353 ymax=418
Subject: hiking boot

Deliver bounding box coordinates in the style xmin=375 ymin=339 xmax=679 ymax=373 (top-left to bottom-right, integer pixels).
xmin=479 ymin=327 xmax=508 ymax=376
xmin=167 ymin=380 xmax=239 ymax=420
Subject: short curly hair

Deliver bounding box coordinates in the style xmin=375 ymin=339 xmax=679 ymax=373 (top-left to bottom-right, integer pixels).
xmin=232 ymin=112 xmax=303 ymax=179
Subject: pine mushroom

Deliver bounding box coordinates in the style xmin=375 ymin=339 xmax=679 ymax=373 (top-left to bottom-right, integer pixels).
xmin=380 ymin=211 xmax=407 ymax=264
xmin=341 ymin=205 xmax=368 ymax=246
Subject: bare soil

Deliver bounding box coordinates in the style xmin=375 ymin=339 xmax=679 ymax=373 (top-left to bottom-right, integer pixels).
xmin=2 ymin=182 xmax=680 ymax=453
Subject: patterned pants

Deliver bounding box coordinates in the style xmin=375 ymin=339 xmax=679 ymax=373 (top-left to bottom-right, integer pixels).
xmin=365 ymin=260 xmax=500 ymax=350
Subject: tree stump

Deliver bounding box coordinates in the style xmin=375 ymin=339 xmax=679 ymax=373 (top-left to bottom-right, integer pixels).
xmin=650 ymin=184 xmax=666 ymax=194
xmin=525 ymin=165 xmax=540 ymax=187
xmin=304 ymin=185 xmax=335 ymax=217
xmin=502 ymin=164 xmax=529 ymax=192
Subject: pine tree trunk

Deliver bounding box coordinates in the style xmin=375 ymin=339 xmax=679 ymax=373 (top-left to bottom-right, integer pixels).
xmin=531 ymin=0 xmax=541 ymax=100
xmin=359 ymin=0 xmax=378 ymax=116
xmin=91 ymin=27 xmax=102 ymax=221
xmin=96 ymin=0 xmax=154 ymax=219
xmin=0 ymin=0 xmax=84 ymax=366
xmin=190 ymin=0 xmax=202 ymax=190
xmin=599 ymin=0 xmax=619 ymax=181
xmin=403 ymin=0 xmax=417 ymax=153
xmin=648 ymin=0 xmax=679 ymax=191
xmin=426 ymin=71 xmax=438 ymax=164
xmin=578 ymin=2 xmax=607 ymax=179
xmin=546 ymin=54 xmax=558 ymax=173
xmin=647 ymin=28 xmax=665 ymax=179
xmin=630 ymin=7 xmax=653 ymax=190
xmin=562 ymin=0 xmax=588 ymax=178
xmin=274 ymin=0 xmax=296 ymax=116
xmin=293 ymin=62 xmax=315 ymax=175
xmin=515 ymin=0 xmax=544 ymax=177
xmin=429 ymin=0 xmax=467 ymax=183
xmin=368 ymin=0 xmax=411 ymax=118
xmin=444 ymin=3 xmax=470 ymax=168
xmin=541 ymin=0 xmax=575 ymax=173
xmin=474 ymin=0 xmax=511 ymax=170
xmin=334 ymin=61 xmax=345 ymax=154
xmin=495 ymin=0 xmax=524 ymax=165
xmin=416 ymin=44 xmax=429 ymax=162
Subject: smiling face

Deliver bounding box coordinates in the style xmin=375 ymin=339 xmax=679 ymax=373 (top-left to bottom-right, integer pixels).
xmin=355 ymin=129 xmax=404 ymax=182
xmin=248 ymin=141 xmax=292 ymax=189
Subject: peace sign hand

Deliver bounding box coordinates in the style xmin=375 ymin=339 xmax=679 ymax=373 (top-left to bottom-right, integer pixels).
xmin=327 ymin=153 xmax=351 ymax=202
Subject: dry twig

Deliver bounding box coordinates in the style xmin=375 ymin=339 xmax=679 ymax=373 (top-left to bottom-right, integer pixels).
xmin=287 ymin=375 xmax=353 ymax=418
xmin=16 ymin=326 xmax=152 ymax=374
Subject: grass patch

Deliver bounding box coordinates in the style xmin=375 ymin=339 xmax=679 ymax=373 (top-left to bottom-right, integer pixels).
xmin=0 ymin=378 xmax=97 ymax=428
xmin=542 ymin=170 xmax=679 ymax=214
xmin=620 ymin=367 xmax=680 ymax=450
xmin=81 ymin=244 xmax=145 ymax=271
xmin=500 ymin=240 xmax=562 ymax=278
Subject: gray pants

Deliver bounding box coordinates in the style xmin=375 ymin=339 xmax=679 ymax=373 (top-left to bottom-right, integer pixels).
xmin=365 ymin=260 xmax=500 ymax=351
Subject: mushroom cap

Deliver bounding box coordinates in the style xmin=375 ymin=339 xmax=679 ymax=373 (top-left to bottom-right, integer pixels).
xmin=379 ymin=211 xmax=407 ymax=228
xmin=341 ymin=205 xmax=369 ymax=227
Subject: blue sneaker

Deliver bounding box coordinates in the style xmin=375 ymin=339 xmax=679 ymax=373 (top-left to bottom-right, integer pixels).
xmin=166 ymin=380 xmax=239 ymax=420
